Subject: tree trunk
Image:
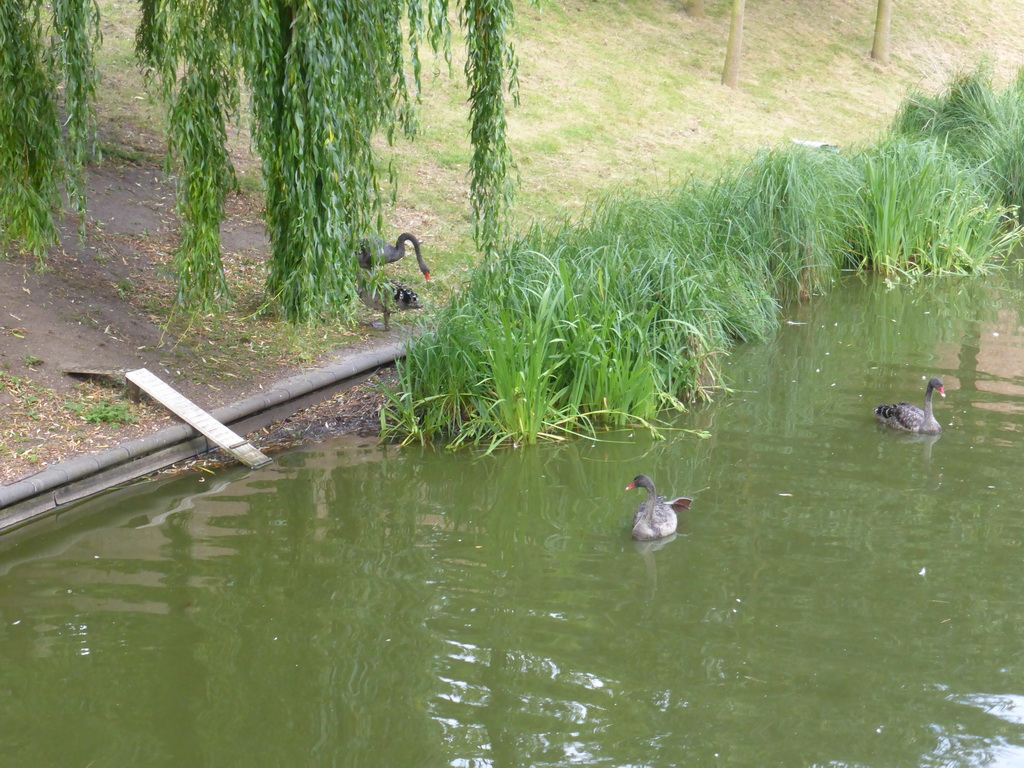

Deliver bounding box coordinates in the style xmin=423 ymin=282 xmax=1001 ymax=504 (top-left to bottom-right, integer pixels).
xmin=721 ymin=0 xmax=745 ymax=88
xmin=686 ymin=0 xmax=704 ymax=18
xmin=871 ymin=0 xmax=892 ymax=64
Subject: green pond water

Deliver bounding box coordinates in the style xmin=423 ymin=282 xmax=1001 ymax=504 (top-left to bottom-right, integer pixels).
xmin=5 ymin=272 xmax=1024 ymax=767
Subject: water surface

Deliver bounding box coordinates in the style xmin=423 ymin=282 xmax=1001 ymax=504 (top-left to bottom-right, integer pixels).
xmin=4 ymin=272 xmax=1024 ymax=767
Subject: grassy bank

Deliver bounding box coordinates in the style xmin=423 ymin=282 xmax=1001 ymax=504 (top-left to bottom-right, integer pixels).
xmin=383 ymin=69 xmax=1024 ymax=448
xmin=5 ymin=0 xmax=1024 ymax=476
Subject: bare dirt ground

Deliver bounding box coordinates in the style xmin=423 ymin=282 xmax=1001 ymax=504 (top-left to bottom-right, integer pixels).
xmin=0 ymin=160 xmax=396 ymax=486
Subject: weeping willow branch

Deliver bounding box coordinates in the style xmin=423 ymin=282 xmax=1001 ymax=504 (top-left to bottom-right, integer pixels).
xmin=169 ymin=63 xmax=235 ymax=310
xmin=150 ymin=0 xmax=526 ymax=321
xmin=138 ymin=0 xmax=241 ymax=313
xmin=52 ymin=0 xmax=101 ymax=233
xmin=248 ymin=0 xmax=410 ymax=322
xmin=462 ymin=0 xmax=520 ymax=258
xmin=3 ymin=0 xmax=524 ymax=323
xmin=0 ymin=0 xmax=64 ymax=256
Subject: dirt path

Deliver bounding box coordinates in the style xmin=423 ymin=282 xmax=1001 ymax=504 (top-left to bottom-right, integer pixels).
xmin=1 ymin=165 xmax=176 ymax=395
xmin=1 ymin=161 xmax=402 ymax=486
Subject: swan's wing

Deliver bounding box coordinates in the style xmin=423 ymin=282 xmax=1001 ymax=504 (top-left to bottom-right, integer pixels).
xmin=667 ymin=497 xmax=692 ymax=512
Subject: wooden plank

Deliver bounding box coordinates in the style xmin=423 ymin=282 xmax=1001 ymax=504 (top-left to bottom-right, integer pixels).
xmin=125 ymin=368 xmax=272 ymax=469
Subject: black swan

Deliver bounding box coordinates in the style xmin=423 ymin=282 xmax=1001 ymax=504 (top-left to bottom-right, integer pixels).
xmin=359 ymin=281 xmax=422 ymax=330
xmin=874 ymin=377 xmax=945 ymax=434
xmin=625 ymin=475 xmax=693 ymax=541
xmin=358 ymin=233 xmax=431 ymax=281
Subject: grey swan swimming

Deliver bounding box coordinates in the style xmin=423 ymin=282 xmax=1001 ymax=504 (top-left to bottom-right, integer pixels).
xmin=359 ymin=281 xmax=422 ymax=330
xmin=874 ymin=377 xmax=945 ymax=434
xmin=625 ymin=475 xmax=693 ymax=541
xmin=358 ymin=233 xmax=431 ymax=281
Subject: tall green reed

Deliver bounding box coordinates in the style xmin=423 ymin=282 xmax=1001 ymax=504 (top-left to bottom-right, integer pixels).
xmin=892 ymin=66 xmax=1024 ymax=223
xmin=849 ymin=137 xmax=1019 ymax=274
xmin=736 ymin=146 xmax=861 ymax=297
xmin=384 ymin=161 xmax=845 ymax=447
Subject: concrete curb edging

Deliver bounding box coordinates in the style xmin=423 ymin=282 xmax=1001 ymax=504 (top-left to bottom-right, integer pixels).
xmin=0 ymin=340 xmax=406 ymax=535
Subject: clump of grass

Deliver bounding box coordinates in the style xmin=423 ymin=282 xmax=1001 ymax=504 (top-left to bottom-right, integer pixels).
xmin=384 ymin=167 xmax=835 ymax=447
xmin=848 ymin=137 xmax=1020 ymax=275
xmin=66 ymin=398 xmax=138 ymax=426
xmin=892 ymin=66 xmax=1024 ymax=224
xmin=735 ymin=145 xmax=861 ymax=299
xmin=382 ymin=243 xmax=695 ymax=450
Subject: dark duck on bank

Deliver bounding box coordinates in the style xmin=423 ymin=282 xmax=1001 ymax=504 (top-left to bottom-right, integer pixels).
xmin=625 ymin=475 xmax=693 ymax=541
xmin=358 ymin=233 xmax=431 ymax=281
xmin=874 ymin=377 xmax=945 ymax=434
xmin=356 ymin=233 xmax=429 ymax=329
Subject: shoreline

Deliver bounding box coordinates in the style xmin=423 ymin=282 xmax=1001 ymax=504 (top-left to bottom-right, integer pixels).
xmin=0 ymin=343 xmax=403 ymax=534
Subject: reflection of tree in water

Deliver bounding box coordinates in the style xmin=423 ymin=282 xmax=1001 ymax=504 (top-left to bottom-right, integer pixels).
xmin=0 ymin=442 xmax=448 ymax=766
xmin=0 ymin=496 xmax=211 ymax=765
xmin=187 ymin=442 xmax=446 ymax=767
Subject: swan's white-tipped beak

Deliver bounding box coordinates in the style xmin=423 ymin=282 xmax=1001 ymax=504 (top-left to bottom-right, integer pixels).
xmin=625 ymin=483 xmax=636 ymax=491
xmin=939 ymin=388 xmax=946 ymax=398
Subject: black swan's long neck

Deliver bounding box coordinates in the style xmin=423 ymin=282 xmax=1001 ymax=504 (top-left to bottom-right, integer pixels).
xmin=395 ymin=233 xmax=416 ymax=257
xmin=398 ymin=233 xmax=429 ymax=277
xmin=923 ymin=382 xmax=935 ymax=419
